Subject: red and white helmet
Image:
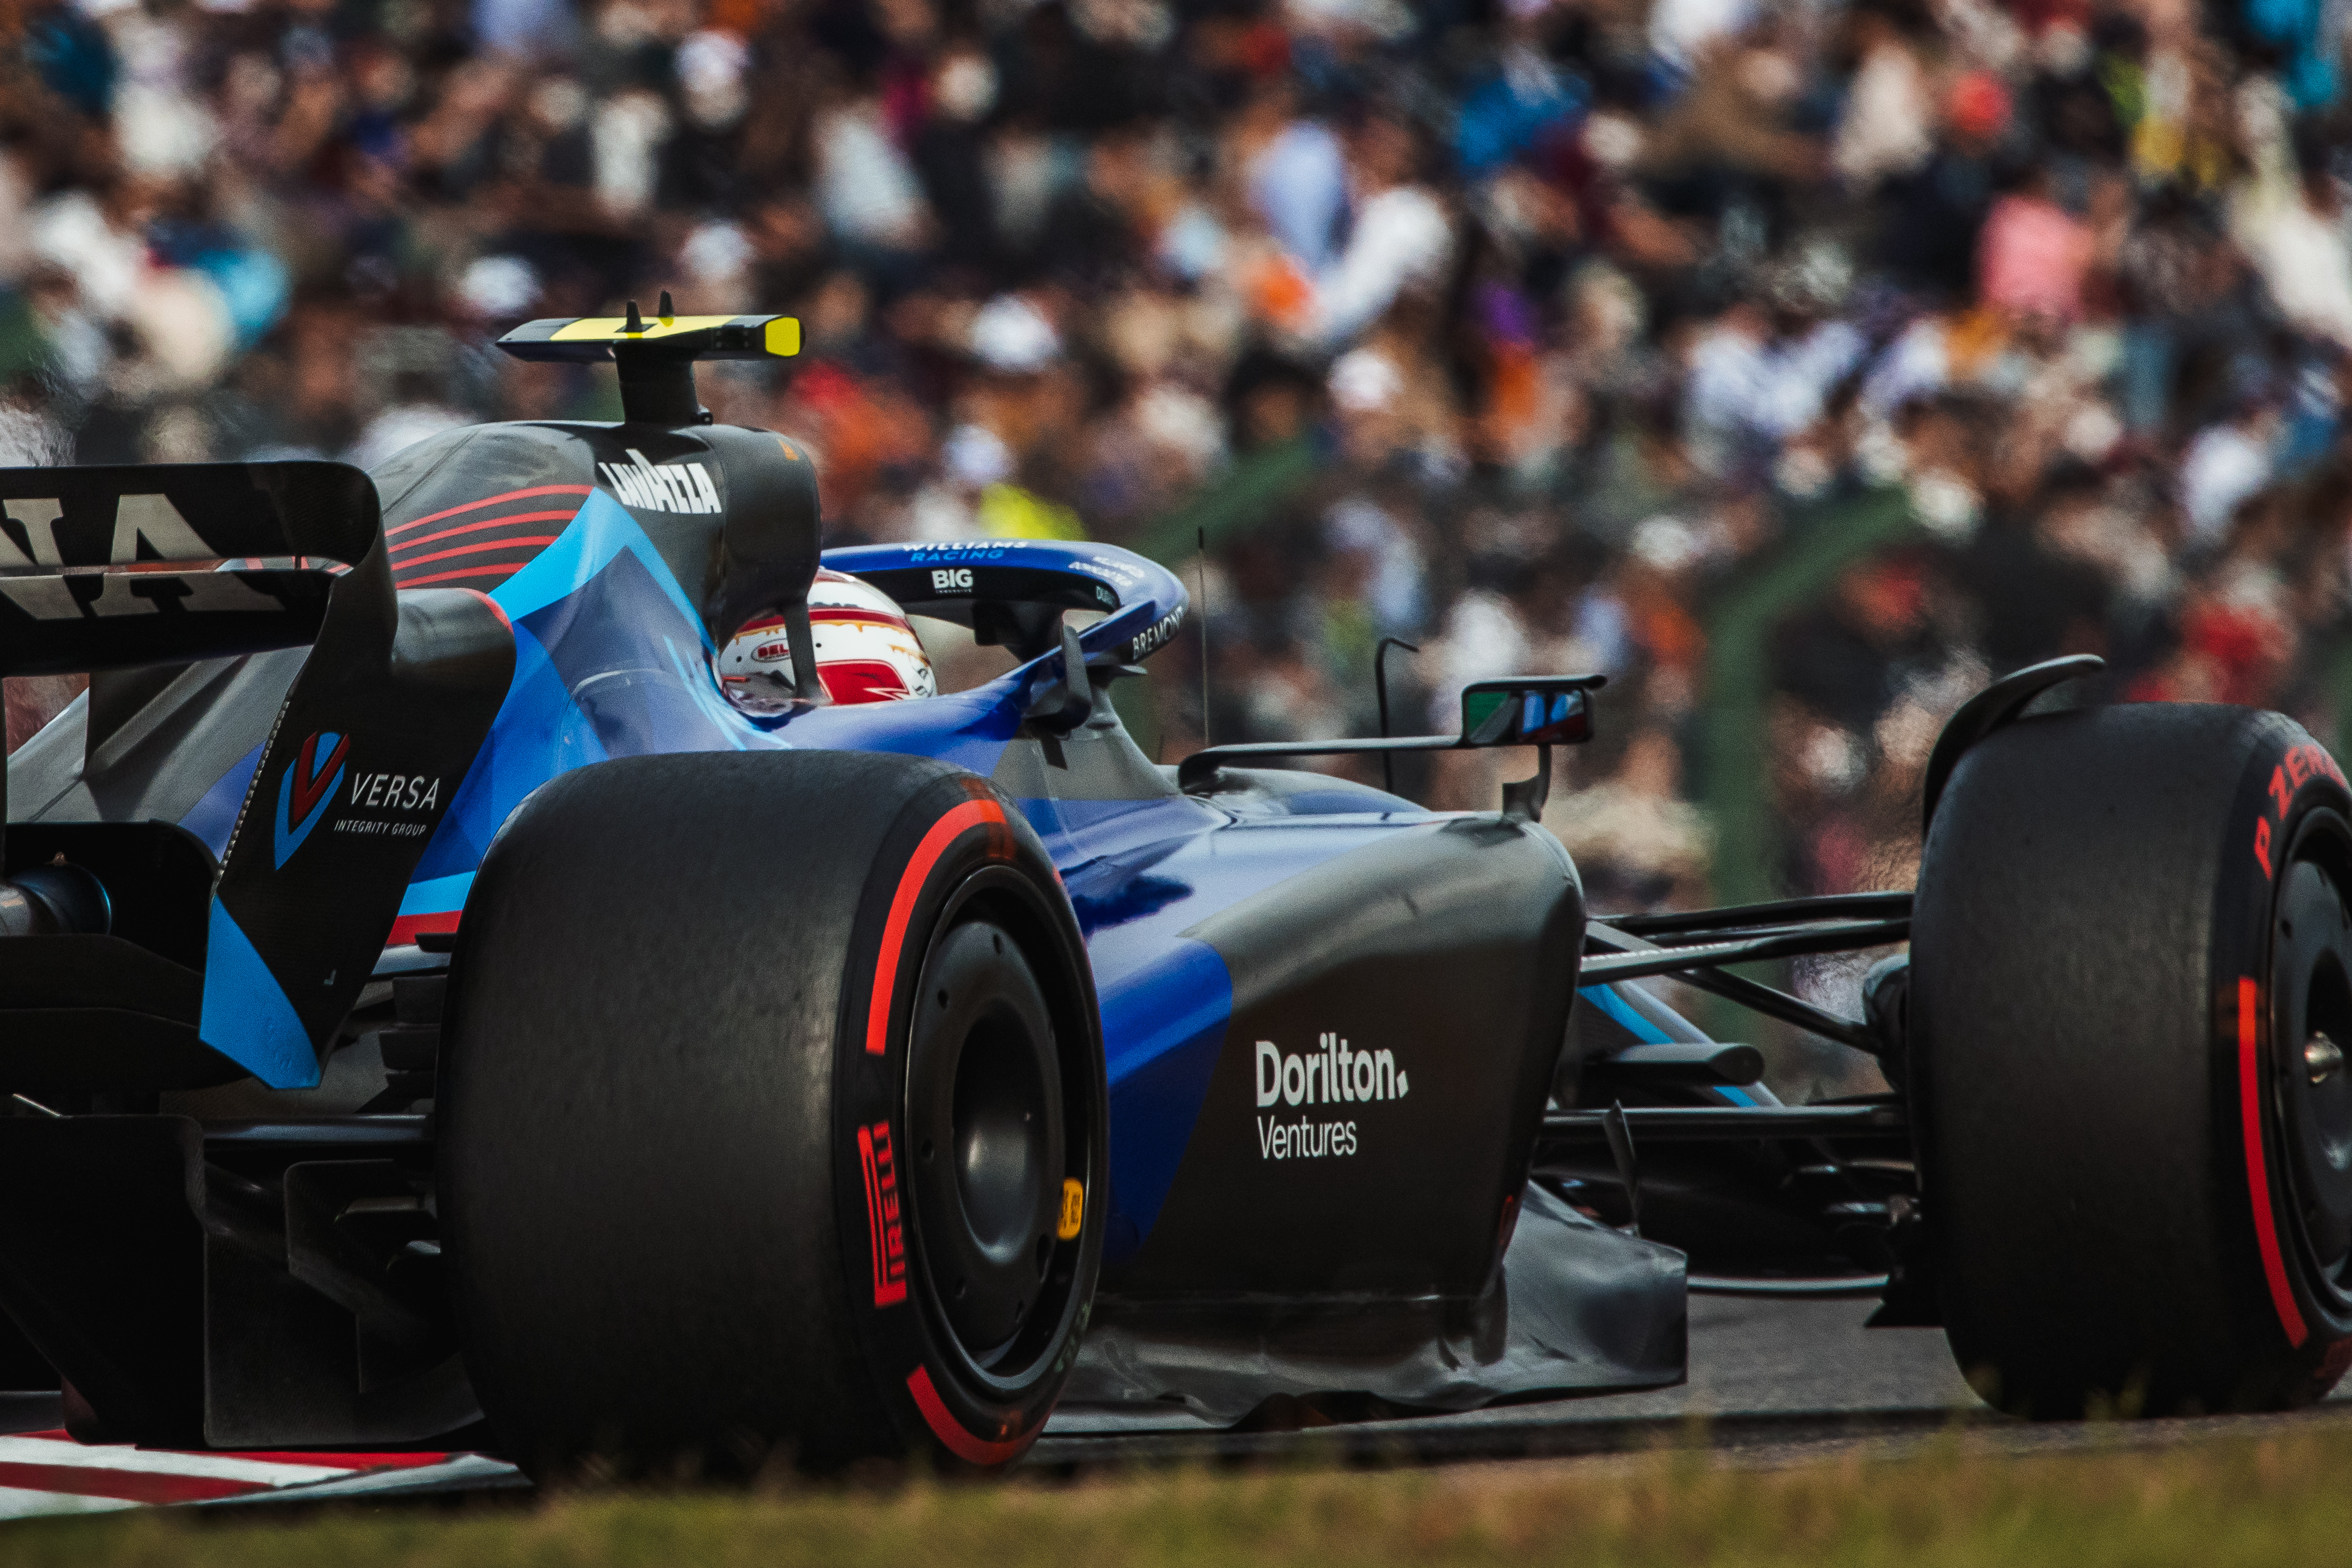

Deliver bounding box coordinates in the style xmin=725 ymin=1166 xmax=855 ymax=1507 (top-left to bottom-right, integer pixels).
xmin=717 ymin=568 xmax=938 ymax=714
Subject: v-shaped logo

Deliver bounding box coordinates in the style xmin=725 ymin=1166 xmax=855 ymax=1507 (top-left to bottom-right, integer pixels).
xmin=273 ymin=730 xmax=350 ymax=869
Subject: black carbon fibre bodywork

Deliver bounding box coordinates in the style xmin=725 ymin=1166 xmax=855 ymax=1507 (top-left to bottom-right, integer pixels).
xmin=1116 ymin=816 xmax=1585 ymax=1297
xmin=1056 ymin=812 xmax=1688 ymax=1422
xmin=370 ymin=421 xmax=822 ymax=651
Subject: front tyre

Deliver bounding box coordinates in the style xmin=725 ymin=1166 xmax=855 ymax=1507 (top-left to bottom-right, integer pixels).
xmin=439 ymin=752 xmax=1105 ymax=1475
xmin=1915 ymin=704 xmax=2352 ymax=1416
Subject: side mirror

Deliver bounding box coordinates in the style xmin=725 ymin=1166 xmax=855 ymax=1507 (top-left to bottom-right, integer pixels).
xmin=1173 ymin=670 xmax=1603 ymax=822
xmin=1460 ymin=678 xmax=1600 ymax=748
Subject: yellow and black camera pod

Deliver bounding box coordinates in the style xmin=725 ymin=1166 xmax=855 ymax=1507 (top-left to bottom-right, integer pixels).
xmin=496 ymin=296 xmax=803 ymax=426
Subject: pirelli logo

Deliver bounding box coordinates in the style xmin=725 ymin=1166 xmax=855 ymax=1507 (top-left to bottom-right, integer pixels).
xmin=858 ymin=1120 xmax=907 ymax=1307
xmin=597 ymin=449 xmax=721 ymax=514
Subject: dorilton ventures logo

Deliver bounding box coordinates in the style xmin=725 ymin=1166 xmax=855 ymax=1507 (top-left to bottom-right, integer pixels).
xmin=273 ymin=730 xmax=349 ymax=868
xmin=1253 ymin=1034 xmax=1410 ymax=1161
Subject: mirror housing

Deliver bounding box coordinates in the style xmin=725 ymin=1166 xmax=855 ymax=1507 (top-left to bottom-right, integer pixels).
xmin=1460 ymin=677 xmax=1604 ymax=748
xmin=1173 ymin=671 xmax=1604 ymax=821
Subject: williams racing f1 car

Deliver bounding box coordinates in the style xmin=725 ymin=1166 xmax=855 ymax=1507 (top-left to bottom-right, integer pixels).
xmin=0 ymin=313 xmax=2347 ymax=1474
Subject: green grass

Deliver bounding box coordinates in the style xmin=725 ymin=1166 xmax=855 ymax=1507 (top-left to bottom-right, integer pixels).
xmin=10 ymin=1427 xmax=2352 ymax=1568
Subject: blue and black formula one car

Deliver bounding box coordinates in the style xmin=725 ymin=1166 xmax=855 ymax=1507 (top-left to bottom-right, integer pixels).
xmin=0 ymin=314 xmax=2348 ymax=1474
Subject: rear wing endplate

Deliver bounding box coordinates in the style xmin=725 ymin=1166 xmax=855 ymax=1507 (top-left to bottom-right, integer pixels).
xmin=0 ymin=463 xmax=379 ymax=675
xmin=0 ymin=462 xmax=514 ymax=1090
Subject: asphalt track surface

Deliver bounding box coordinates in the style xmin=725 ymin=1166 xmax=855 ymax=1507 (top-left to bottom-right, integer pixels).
xmin=1032 ymin=1292 xmax=2352 ymax=1470
xmin=6 ymin=1292 xmax=2351 ymax=1519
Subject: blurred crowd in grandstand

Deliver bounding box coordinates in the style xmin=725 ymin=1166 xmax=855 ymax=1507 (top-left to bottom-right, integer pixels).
xmin=6 ymin=0 xmax=2352 ymax=929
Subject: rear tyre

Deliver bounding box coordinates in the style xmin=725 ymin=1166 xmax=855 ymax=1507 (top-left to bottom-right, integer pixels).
xmin=1914 ymin=703 xmax=2352 ymax=1416
xmin=439 ymin=752 xmax=1105 ymax=1475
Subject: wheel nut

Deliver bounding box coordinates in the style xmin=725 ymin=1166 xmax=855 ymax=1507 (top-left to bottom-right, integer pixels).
xmin=2307 ymin=1032 xmax=2344 ymax=1086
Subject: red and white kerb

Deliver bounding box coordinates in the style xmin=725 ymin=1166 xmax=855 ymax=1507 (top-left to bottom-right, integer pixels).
xmin=0 ymin=1430 xmax=478 ymax=1518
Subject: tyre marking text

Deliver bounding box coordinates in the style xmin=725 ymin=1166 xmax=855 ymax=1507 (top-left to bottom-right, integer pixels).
xmin=858 ymin=1120 xmax=907 ymax=1308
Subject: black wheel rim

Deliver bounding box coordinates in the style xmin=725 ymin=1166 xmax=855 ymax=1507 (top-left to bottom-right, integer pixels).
xmin=901 ymin=871 xmax=1090 ymax=1393
xmin=2272 ymin=809 xmax=2352 ymax=1302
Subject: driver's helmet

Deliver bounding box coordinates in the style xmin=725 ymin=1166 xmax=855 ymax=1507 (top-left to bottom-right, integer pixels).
xmin=717 ymin=567 xmax=938 ymax=714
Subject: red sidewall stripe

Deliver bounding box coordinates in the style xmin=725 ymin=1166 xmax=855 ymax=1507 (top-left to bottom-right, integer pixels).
xmin=904 ymin=1366 xmax=1026 ymax=1465
xmin=2242 ymin=975 xmax=2310 ymax=1347
xmin=864 ymin=799 xmax=1006 ymax=1056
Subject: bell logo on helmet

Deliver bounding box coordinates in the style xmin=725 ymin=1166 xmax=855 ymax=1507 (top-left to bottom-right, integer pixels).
xmin=273 ymin=730 xmax=350 ymax=868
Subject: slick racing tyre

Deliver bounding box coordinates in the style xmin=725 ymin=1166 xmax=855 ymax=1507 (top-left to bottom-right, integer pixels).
xmin=1914 ymin=703 xmax=2352 ymax=1416
xmin=439 ymin=752 xmax=1105 ymax=1475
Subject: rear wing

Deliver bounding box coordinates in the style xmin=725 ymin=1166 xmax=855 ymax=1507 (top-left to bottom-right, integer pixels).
xmin=0 ymin=461 xmax=513 ymax=1090
xmin=0 ymin=462 xmax=380 ymax=675
xmin=497 ymin=304 xmax=800 ymax=426
xmin=496 ymin=311 xmax=801 ymax=362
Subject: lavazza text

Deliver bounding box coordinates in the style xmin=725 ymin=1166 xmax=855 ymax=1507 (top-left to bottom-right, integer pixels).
xmin=1253 ymin=1035 xmax=1410 ymax=1160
